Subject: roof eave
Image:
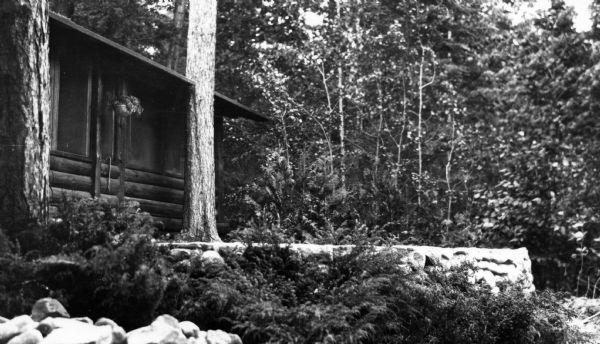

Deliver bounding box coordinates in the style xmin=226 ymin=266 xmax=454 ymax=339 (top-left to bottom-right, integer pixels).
xmin=49 ymin=12 xmax=269 ymax=122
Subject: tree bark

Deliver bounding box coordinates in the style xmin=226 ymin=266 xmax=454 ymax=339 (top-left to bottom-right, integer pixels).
xmin=184 ymin=0 xmax=219 ymax=241
xmin=417 ymin=51 xmax=424 ymax=207
xmin=0 ymin=0 xmax=51 ymax=229
xmin=166 ymin=0 xmax=187 ymax=72
xmin=335 ymin=0 xmax=346 ymax=193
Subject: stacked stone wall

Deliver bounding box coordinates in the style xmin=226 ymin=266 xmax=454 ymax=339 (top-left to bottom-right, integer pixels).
xmin=162 ymin=242 xmax=535 ymax=293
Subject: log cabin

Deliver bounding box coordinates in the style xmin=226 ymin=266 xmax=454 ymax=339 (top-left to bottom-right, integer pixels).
xmin=48 ymin=13 xmax=268 ymax=232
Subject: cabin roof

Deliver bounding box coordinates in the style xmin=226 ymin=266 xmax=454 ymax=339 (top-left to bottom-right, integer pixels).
xmin=49 ymin=12 xmax=268 ymax=122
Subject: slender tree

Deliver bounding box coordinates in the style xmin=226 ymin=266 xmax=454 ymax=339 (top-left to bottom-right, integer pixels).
xmin=0 ymin=0 xmax=51 ymax=229
xmin=184 ymin=0 xmax=219 ymax=241
xmin=166 ymin=0 xmax=188 ymax=72
xmin=336 ymin=0 xmax=346 ymax=193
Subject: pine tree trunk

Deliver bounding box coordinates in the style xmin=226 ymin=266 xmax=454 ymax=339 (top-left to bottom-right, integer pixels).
xmin=184 ymin=0 xmax=219 ymax=241
xmin=0 ymin=0 xmax=51 ymax=229
xmin=166 ymin=0 xmax=187 ymax=72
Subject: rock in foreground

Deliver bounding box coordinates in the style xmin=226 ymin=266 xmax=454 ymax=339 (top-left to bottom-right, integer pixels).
xmin=1 ymin=298 xmax=242 ymax=344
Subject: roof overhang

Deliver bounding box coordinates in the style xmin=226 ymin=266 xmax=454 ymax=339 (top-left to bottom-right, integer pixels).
xmin=49 ymin=12 xmax=268 ymax=122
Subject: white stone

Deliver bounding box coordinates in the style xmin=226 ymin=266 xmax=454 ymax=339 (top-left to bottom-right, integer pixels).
xmin=179 ymin=321 xmax=200 ymax=338
xmin=10 ymin=315 xmax=36 ymax=333
xmin=289 ymin=244 xmax=333 ymax=258
xmin=71 ymin=317 xmax=92 ymax=324
xmin=40 ymin=325 xmax=112 ymax=344
xmin=6 ymin=329 xmax=43 ymax=344
xmin=206 ymin=330 xmax=241 ymax=344
xmin=127 ymin=315 xmax=186 ymax=344
xmin=161 ymin=241 xmax=536 ymax=293
xmin=474 ymin=270 xmax=496 ymax=288
xmin=152 ymin=315 xmax=180 ymax=330
xmin=201 ymin=250 xmax=225 ymax=266
xmin=30 ymin=298 xmax=69 ymax=322
xmin=94 ymin=317 xmax=118 ymax=328
xmin=188 ymin=332 xmax=208 ymax=344
xmin=111 ymin=326 xmax=126 ymax=344
xmin=127 ymin=325 xmax=186 ymax=344
xmin=38 ymin=317 xmax=90 ymax=331
xmin=0 ymin=323 xmax=21 ymax=344
xmin=93 ymin=318 xmax=125 ymax=344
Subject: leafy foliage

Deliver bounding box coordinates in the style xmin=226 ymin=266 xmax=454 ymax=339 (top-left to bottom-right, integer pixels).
xmin=217 ymin=0 xmax=600 ymax=293
xmin=46 ymin=0 xmax=600 ymax=293
xmin=0 ymin=200 xmax=585 ymax=342
xmin=163 ymin=244 xmax=577 ymax=344
xmin=0 ymin=199 xmax=166 ymax=329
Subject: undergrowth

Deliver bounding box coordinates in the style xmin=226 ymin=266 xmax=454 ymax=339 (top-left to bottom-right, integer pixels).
xmin=0 ymin=199 xmax=589 ymax=343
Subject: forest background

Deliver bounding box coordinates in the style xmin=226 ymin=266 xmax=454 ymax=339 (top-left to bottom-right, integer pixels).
xmin=49 ymin=0 xmax=600 ymax=293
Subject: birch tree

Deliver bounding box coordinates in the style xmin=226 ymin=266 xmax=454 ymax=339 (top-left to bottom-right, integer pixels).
xmin=184 ymin=0 xmax=219 ymax=241
xmin=166 ymin=0 xmax=187 ymax=72
xmin=0 ymin=0 xmax=51 ymax=229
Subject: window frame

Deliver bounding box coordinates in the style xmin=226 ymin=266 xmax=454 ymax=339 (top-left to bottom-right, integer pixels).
xmin=49 ymin=48 xmax=93 ymax=160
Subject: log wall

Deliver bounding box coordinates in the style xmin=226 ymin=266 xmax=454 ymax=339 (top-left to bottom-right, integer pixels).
xmin=49 ymin=154 xmax=183 ymax=231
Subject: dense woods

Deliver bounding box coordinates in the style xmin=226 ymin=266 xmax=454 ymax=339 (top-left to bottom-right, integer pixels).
xmin=5 ymin=2 xmax=600 ymax=342
xmin=39 ymin=0 xmax=600 ymax=292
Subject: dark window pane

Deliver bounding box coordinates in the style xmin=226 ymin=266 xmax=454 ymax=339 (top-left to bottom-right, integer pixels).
xmin=100 ymin=76 xmax=118 ymax=159
xmin=128 ymin=99 xmax=162 ymax=172
xmin=126 ymin=83 xmax=185 ymax=177
xmin=162 ymin=114 xmax=185 ymax=176
xmin=56 ymin=56 xmax=90 ymax=156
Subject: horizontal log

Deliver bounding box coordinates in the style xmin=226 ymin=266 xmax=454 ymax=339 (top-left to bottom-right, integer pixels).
xmin=51 ymin=173 xmax=182 ymax=215
xmin=50 ymin=170 xmax=92 ymax=193
xmin=100 ymin=164 xmax=184 ymax=190
xmin=51 ymin=187 xmax=182 ymax=232
xmin=50 ymin=155 xmax=92 ymax=176
xmin=129 ymin=197 xmax=183 ymax=218
xmin=50 ymin=187 xmax=92 ymax=202
xmin=50 ymin=187 xmax=119 ymax=205
xmin=98 ymin=176 xmax=120 ymax=195
xmin=153 ymin=216 xmax=183 ymax=232
xmin=125 ymin=181 xmax=184 ymax=204
xmin=50 ymin=154 xmax=184 ymax=191
xmin=126 ymin=168 xmax=184 ymax=190
xmin=96 ymin=177 xmax=183 ymax=205
xmin=50 ymin=150 xmax=93 ymax=163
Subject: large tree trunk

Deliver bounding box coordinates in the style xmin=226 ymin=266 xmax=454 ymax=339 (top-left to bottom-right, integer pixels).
xmin=166 ymin=0 xmax=187 ymax=73
xmin=0 ymin=0 xmax=51 ymax=230
xmin=184 ymin=0 xmax=219 ymax=241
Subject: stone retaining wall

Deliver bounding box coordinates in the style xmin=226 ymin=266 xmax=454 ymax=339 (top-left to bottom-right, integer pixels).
xmin=160 ymin=242 xmax=535 ymax=293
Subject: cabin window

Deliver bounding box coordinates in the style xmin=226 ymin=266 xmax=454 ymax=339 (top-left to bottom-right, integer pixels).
xmin=128 ymin=98 xmax=163 ymax=172
xmin=100 ymin=76 xmax=118 ymax=159
xmin=162 ymin=115 xmax=185 ymax=176
xmin=126 ymin=85 xmax=185 ymax=176
xmin=51 ymin=53 xmax=92 ymax=157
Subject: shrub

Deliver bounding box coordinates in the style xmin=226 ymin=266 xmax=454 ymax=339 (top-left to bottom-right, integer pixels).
xmin=157 ymin=243 xmax=578 ymax=344
xmin=39 ymin=232 xmax=168 ymax=330
xmin=0 ymin=199 xmax=166 ymax=330
xmin=0 ymin=199 xmax=583 ymax=342
xmin=0 ymin=254 xmax=40 ymax=316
